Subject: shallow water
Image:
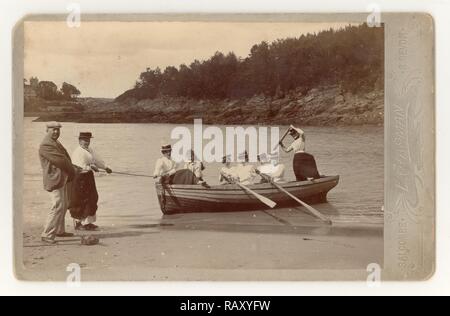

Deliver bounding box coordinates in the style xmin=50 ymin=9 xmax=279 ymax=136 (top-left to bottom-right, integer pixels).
xmin=22 ymin=118 xmax=384 ymax=228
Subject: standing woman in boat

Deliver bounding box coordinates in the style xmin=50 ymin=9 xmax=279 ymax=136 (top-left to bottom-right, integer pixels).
xmin=279 ymin=126 xmax=321 ymax=181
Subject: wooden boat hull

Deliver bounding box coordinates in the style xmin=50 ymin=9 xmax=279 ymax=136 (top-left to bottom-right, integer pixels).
xmin=155 ymin=176 xmax=340 ymax=215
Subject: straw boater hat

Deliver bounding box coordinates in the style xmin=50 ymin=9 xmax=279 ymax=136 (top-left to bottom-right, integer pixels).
xmin=257 ymin=153 xmax=268 ymax=163
xmin=222 ymin=154 xmax=232 ymax=164
xmin=161 ymin=143 xmax=172 ymax=153
xmin=289 ymin=125 xmax=304 ymax=136
xmin=238 ymin=151 xmax=249 ymax=162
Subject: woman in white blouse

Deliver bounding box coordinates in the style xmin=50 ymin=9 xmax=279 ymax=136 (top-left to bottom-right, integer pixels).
xmin=70 ymin=132 xmax=112 ymax=231
xmin=279 ymin=126 xmax=320 ymax=181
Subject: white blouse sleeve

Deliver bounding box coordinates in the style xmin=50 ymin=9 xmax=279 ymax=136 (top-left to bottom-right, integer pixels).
xmin=90 ymin=148 xmax=108 ymax=170
xmin=287 ymin=138 xmax=305 ymax=153
xmin=153 ymin=159 xmax=163 ymax=177
xmin=72 ymin=147 xmax=93 ymax=171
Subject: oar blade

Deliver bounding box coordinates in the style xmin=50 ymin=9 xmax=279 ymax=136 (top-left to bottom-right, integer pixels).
xmin=237 ymin=183 xmax=277 ymax=208
xmin=248 ymin=190 xmax=277 ymax=208
xmin=257 ymin=195 xmax=277 ymax=209
xmin=269 ymin=180 xmax=332 ymax=225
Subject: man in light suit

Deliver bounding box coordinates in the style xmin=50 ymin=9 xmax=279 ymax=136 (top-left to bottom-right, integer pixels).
xmin=39 ymin=122 xmax=76 ymax=244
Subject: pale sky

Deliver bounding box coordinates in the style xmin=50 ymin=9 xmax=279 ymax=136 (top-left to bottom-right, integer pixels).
xmin=25 ymin=21 xmax=353 ymax=98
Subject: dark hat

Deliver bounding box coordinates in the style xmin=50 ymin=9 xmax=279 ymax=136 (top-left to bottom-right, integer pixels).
xmin=161 ymin=144 xmax=172 ymax=152
xmin=79 ymin=132 xmax=93 ymax=139
xmin=257 ymin=153 xmax=268 ymax=163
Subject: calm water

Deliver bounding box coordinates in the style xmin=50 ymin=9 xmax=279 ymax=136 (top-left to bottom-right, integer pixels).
xmin=22 ymin=118 xmax=384 ymax=227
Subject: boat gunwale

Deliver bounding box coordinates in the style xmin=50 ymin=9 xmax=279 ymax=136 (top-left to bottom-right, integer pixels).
xmin=155 ymin=175 xmax=340 ymax=192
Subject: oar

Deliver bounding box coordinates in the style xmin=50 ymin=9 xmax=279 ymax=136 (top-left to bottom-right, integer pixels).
xmin=236 ymin=182 xmax=277 ymax=209
xmin=273 ymin=127 xmax=291 ymax=151
xmin=257 ymin=171 xmax=332 ymax=225
xmin=221 ymin=173 xmax=277 ymax=209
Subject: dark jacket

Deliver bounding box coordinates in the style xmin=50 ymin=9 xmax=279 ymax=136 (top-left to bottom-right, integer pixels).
xmin=39 ymin=134 xmax=75 ymax=192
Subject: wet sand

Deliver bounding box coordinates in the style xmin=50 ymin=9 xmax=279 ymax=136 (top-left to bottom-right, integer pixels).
xmin=18 ymin=205 xmax=382 ymax=281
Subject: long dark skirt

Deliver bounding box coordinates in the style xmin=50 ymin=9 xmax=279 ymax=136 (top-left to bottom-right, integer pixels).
xmin=293 ymin=152 xmax=320 ymax=181
xmin=68 ymin=171 xmax=99 ymax=220
xmin=161 ymin=169 xmax=199 ymax=185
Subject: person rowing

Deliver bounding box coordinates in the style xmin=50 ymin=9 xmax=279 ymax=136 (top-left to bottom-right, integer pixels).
xmin=184 ymin=149 xmax=206 ymax=183
xmin=256 ymin=153 xmax=286 ymax=183
xmin=219 ymin=154 xmax=238 ymax=184
xmin=234 ymin=151 xmax=258 ymax=185
xmin=279 ymin=125 xmax=321 ymax=181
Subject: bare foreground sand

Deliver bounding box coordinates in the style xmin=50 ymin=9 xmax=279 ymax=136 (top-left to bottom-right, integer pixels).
xmin=18 ymin=206 xmax=383 ymax=281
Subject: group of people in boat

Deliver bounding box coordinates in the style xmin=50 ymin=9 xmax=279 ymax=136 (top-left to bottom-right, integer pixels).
xmin=152 ymin=125 xmax=321 ymax=187
xmin=38 ymin=121 xmax=320 ymax=245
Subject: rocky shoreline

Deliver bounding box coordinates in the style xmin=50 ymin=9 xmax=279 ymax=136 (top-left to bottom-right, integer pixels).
xmin=29 ymin=85 xmax=384 ymax=126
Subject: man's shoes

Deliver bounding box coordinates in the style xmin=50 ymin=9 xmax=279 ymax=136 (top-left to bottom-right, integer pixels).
xmin=56 ymin=232 xmax=75 ymax=238
xmin=41 ymin=237 xmax=57 ymax=245
xmin=84 ymin=224 xmax=99 ymax=231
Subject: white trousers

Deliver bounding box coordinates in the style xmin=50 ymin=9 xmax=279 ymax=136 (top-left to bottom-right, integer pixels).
xmin=41 ymin=185 xmax=68 ymax=239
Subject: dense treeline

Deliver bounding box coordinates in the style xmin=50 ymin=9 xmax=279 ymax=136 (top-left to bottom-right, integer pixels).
xmin=25 ymin=77 xmax=81 ymax=101
xmin=117 ymin=23 xmax=383 ymax=102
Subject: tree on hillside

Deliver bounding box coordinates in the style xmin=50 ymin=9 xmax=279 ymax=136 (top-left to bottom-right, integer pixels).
xmin=116 ymin=23 xmax=384 ymax=101
xmin=135 ymin=67 xmax=163 ymax=99
xmin=203 ymin=52 xmax=239 ymax=98
xmin=38 ymin=81 xmax=60 ymax=100
xmin=61 ymin=82 xmax=81 ymax=100
xmin=29 ymin=77 xmax=39 ymax=90
xmin=160 ymin=66 xmax=180 ymax=96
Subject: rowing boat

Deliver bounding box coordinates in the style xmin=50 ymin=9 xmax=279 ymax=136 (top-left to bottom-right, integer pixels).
xmin=155 ymin=175 xmax=339 ymax=215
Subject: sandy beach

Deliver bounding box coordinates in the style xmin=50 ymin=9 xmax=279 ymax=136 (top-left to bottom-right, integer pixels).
xmin=19 ymin=208 xmax=383 ymax=281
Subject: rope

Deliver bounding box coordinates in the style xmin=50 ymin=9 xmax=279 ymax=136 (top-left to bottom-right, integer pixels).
xmin=100 ymin=170 xmax=154 ymax=178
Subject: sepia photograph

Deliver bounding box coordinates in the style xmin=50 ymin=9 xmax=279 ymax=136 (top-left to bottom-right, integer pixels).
xmin=12 ymin=14 xmax=433 ymax=282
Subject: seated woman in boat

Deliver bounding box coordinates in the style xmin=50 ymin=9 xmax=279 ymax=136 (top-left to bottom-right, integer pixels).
xmin=153 ymin=143 xmax=178 ymax=184
xmin=279 ymin=125 xmax=320 ymax=181
xmin=154 ymin=144 xmax=205 ymax=185
xmin=256 ymin=153 xmax=286 ymax=183
xmin=184 ymin=150 xmax=206 ymax=183
xmin=219 ymin=154 xmax=238 ymax=184
xmin=235 ymin=151 xmax=258 ymax=185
